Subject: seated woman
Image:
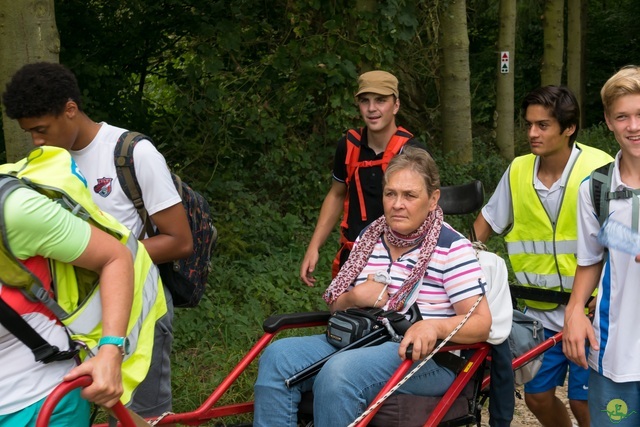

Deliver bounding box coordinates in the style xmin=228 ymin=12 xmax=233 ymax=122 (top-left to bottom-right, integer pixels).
xmin=253 ymin=146 xmax=492 ymax=427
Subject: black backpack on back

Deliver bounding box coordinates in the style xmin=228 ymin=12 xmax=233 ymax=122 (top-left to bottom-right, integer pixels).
xmin=114 ymin=131 xmax=217 ymax=308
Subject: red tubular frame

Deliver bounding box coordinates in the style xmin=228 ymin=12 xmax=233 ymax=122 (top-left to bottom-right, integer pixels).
xmin=36 ymin=376 xmax=137 ymax=427
xmin=355 ymin=342 xmax=491 ymax=427
xmin=482 ymin=331 xmax=562 ymax=390
xmin=38 ymin=324 xmax=561 ymax=426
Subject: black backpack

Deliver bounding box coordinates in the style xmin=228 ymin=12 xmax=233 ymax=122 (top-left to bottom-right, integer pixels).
xmin=114 ymin=131 xmax=217 ymax=307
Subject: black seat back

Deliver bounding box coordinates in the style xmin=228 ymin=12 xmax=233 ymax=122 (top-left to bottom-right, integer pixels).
xmin=438 ymin=180 xmax=484 ymax=216
xmin=438 ymin=180 xmax=484 ymax=241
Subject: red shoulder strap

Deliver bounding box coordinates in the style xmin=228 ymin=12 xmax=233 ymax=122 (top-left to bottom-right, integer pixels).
xmin=340 ymin=127 xmax=413 ymax=232
xmin=380 ymin=126 xmax=412 ymax=172
xmin=344 ymin=128 xmax=362 ymax=184
xmin=341 ymin=128 xmax=362 ymax=231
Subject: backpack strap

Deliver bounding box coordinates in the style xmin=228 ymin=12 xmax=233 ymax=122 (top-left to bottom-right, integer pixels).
xmin=589 ymin=161 xmax=640 ymax=231
xmin=340 ymin=129 xmax=363 ymax=231
xmin=380 ymin=126 xmax=413 ymax=173
xmin=0 ymin=296 xmax=78 ymax=363
xmin=0 ymin=176 xmax=83 ymax=320
xmin=341 ymin=127 xmax=413 ymax=229
xmin=114 ymin=131 xmax=156 ymax=240
xmin=344 ymin=128 xmax=363 ymax=186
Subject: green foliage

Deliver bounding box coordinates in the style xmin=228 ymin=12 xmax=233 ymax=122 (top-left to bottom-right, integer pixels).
xmin=46 ymin=0 xmax=640 ymax=420
xmin=578 ymin=123 xmax=619 ymax=157
xmin=170 ymin=208 xmax=331 ymax=416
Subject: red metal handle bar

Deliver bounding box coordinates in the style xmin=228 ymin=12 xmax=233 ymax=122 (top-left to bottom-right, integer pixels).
xmin=355 ymin=359 xmax=414 ymax=426
xmin=482 ymin=331 xmax=562 ymax=390
xmin=36 ymin=375 xmax=138 ymax=427
xmin=356 ymin=342 xmax=490 ymax=427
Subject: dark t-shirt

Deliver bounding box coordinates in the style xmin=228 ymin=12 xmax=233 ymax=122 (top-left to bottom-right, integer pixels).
xmin=332 ymin=127 xmax=427 ymax=243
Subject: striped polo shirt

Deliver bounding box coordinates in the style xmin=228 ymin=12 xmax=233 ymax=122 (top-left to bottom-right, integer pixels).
xmin=351 ymin=222 xmax=487 ymax=318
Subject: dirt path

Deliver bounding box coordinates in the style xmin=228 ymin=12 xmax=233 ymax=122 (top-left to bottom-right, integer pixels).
xmin=481 ymin=384 xmax=575 ymax=426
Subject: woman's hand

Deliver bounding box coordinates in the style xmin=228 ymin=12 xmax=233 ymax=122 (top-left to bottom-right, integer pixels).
xmin=398 ymin=320 xmax=438 ymax=361
xmin=330 ymin=276 xmax=389 ymax=311
xmin=355 ymin=275 xmax=389 ymax=308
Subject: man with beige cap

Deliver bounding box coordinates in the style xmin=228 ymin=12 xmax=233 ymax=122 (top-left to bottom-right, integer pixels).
xmin=300 ymin=70 xmax=426 ymax=286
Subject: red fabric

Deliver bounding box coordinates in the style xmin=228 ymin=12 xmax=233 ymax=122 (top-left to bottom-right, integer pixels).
xmin=0 ymin=256 xmax=54 ymax=318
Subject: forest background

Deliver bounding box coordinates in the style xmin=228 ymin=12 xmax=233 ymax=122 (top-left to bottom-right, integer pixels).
xmin=0 ymin=0 xmax=638 ymax=422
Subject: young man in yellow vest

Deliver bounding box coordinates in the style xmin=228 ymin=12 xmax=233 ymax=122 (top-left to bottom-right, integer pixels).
xmin=300 ymin=70 xmax=426 ymax=286
xmin=0 ymin=147 xmax=166 ymax=426
xmin=474 ymin=86 xmax=613 ymax=427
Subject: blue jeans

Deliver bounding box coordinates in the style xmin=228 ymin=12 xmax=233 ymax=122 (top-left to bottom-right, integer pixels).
xmin=254 ymin=334 xmax=456 ymax=427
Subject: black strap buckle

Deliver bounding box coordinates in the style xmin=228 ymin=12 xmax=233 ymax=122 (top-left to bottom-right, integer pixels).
xmin=35 ymin=344 xmax=79 ymax=364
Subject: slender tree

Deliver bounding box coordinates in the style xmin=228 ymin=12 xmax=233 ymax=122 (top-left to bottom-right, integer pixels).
xmin=567 ymin=0 xmax=587 ymax=127
xmin=496 ymin=0 xmax=516 ymax=160
xmin=541 ymin=0 xmax=564 ymax=86
xmin=0 ymin=0 xmax=60 ymax=161
xmin=439 ymin=0 xmax=473 ymax=164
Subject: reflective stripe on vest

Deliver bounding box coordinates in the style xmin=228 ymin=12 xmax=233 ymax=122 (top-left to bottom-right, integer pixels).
xmin=514 ymin=271 xmax=574 ymax=290
xmin=0 ymin=146 xmax=167 ymax=405
xmin=506 ymin=240 xmax=577 ymax=255
xmin=506 ymin=143 xmax=613 ymax=310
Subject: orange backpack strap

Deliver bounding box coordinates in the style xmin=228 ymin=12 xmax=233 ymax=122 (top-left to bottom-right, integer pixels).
xmin=340 ymin=129 xmax=362 ymax=231
xmin=340 ymin=127 xmax=413 ymax=240
xmin=344 ymin=128 xmax=363 ymax=185
xmin=353 ymin=127 xmax=413 ymax=222
xmin=380 ymin=126 xmax=413 ymax=172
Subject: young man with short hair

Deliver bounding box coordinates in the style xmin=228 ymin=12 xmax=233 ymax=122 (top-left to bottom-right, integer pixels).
xmin=564 ymin=65 xmax=640 ymax=426
xmin=474 ymin=86 xmax=613 ymax=427
xmin=2 ymin=62 xmax=193 ymax=419
xmin=300 ymin=70 xmax=426 ymax=286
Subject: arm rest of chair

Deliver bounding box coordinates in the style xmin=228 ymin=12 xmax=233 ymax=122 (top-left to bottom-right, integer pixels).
xmin=263 ymin=311 xmax=331 ymax=333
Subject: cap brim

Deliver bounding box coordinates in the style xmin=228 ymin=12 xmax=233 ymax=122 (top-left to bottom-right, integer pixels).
xmin=355 ymin=87 xmax=396 ymax=97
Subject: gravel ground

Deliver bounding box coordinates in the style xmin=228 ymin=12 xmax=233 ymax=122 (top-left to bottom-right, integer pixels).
xmin=480 ymin=384 xmax=575 ymax=426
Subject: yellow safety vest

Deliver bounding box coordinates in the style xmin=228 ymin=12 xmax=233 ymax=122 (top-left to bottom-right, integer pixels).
xmin=0 ymin=146 xmax=167 ymax=405
xmin=506 ymin=143 xmax=613 ymax=310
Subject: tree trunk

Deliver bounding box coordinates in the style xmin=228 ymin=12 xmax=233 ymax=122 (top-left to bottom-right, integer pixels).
xmin=567 ymin=0 xmax=587 ymax=127
xmin=0 ymin=0 xmax=59 ymax=162
xmin=541 ymin=0 xmax=564 ymax=86
xmin=439 ymin=0 xmax=472 ymax=164
xmin=495 ymin=0 xmax=516 ymax=161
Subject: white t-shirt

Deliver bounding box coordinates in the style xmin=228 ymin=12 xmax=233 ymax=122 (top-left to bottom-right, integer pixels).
xmin=71 ymin=123 xmax=181 ymax=237
xmin=577 ymin=151 xmax=640 ymax=382
xmin=482 ymin=146 xmax=582 ymax=331
xmin=477 ymin=250 xmax=512 ymax=345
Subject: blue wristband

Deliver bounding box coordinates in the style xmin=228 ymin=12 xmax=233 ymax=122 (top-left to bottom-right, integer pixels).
xmin=98 ymin=336 xmax=130 ymax=356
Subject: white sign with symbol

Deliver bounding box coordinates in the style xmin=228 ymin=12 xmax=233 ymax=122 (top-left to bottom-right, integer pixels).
xmin=501 ymin=51 xmax=510 ymax=74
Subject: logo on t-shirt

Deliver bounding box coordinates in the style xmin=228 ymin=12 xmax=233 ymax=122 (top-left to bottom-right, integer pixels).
xmin=94 ymin=177 xmax=113 ymax=198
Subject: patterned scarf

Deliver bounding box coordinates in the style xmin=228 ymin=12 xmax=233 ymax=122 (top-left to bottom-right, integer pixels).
xmin=323 ymin=206 xmax=443 ymax=311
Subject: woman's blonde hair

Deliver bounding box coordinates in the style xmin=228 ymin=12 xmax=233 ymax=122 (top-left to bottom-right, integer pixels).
xmin=601 ymin=65 xmax=640 ymax=115
xmin=383 ymin=146 xmax=440 ymax=194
